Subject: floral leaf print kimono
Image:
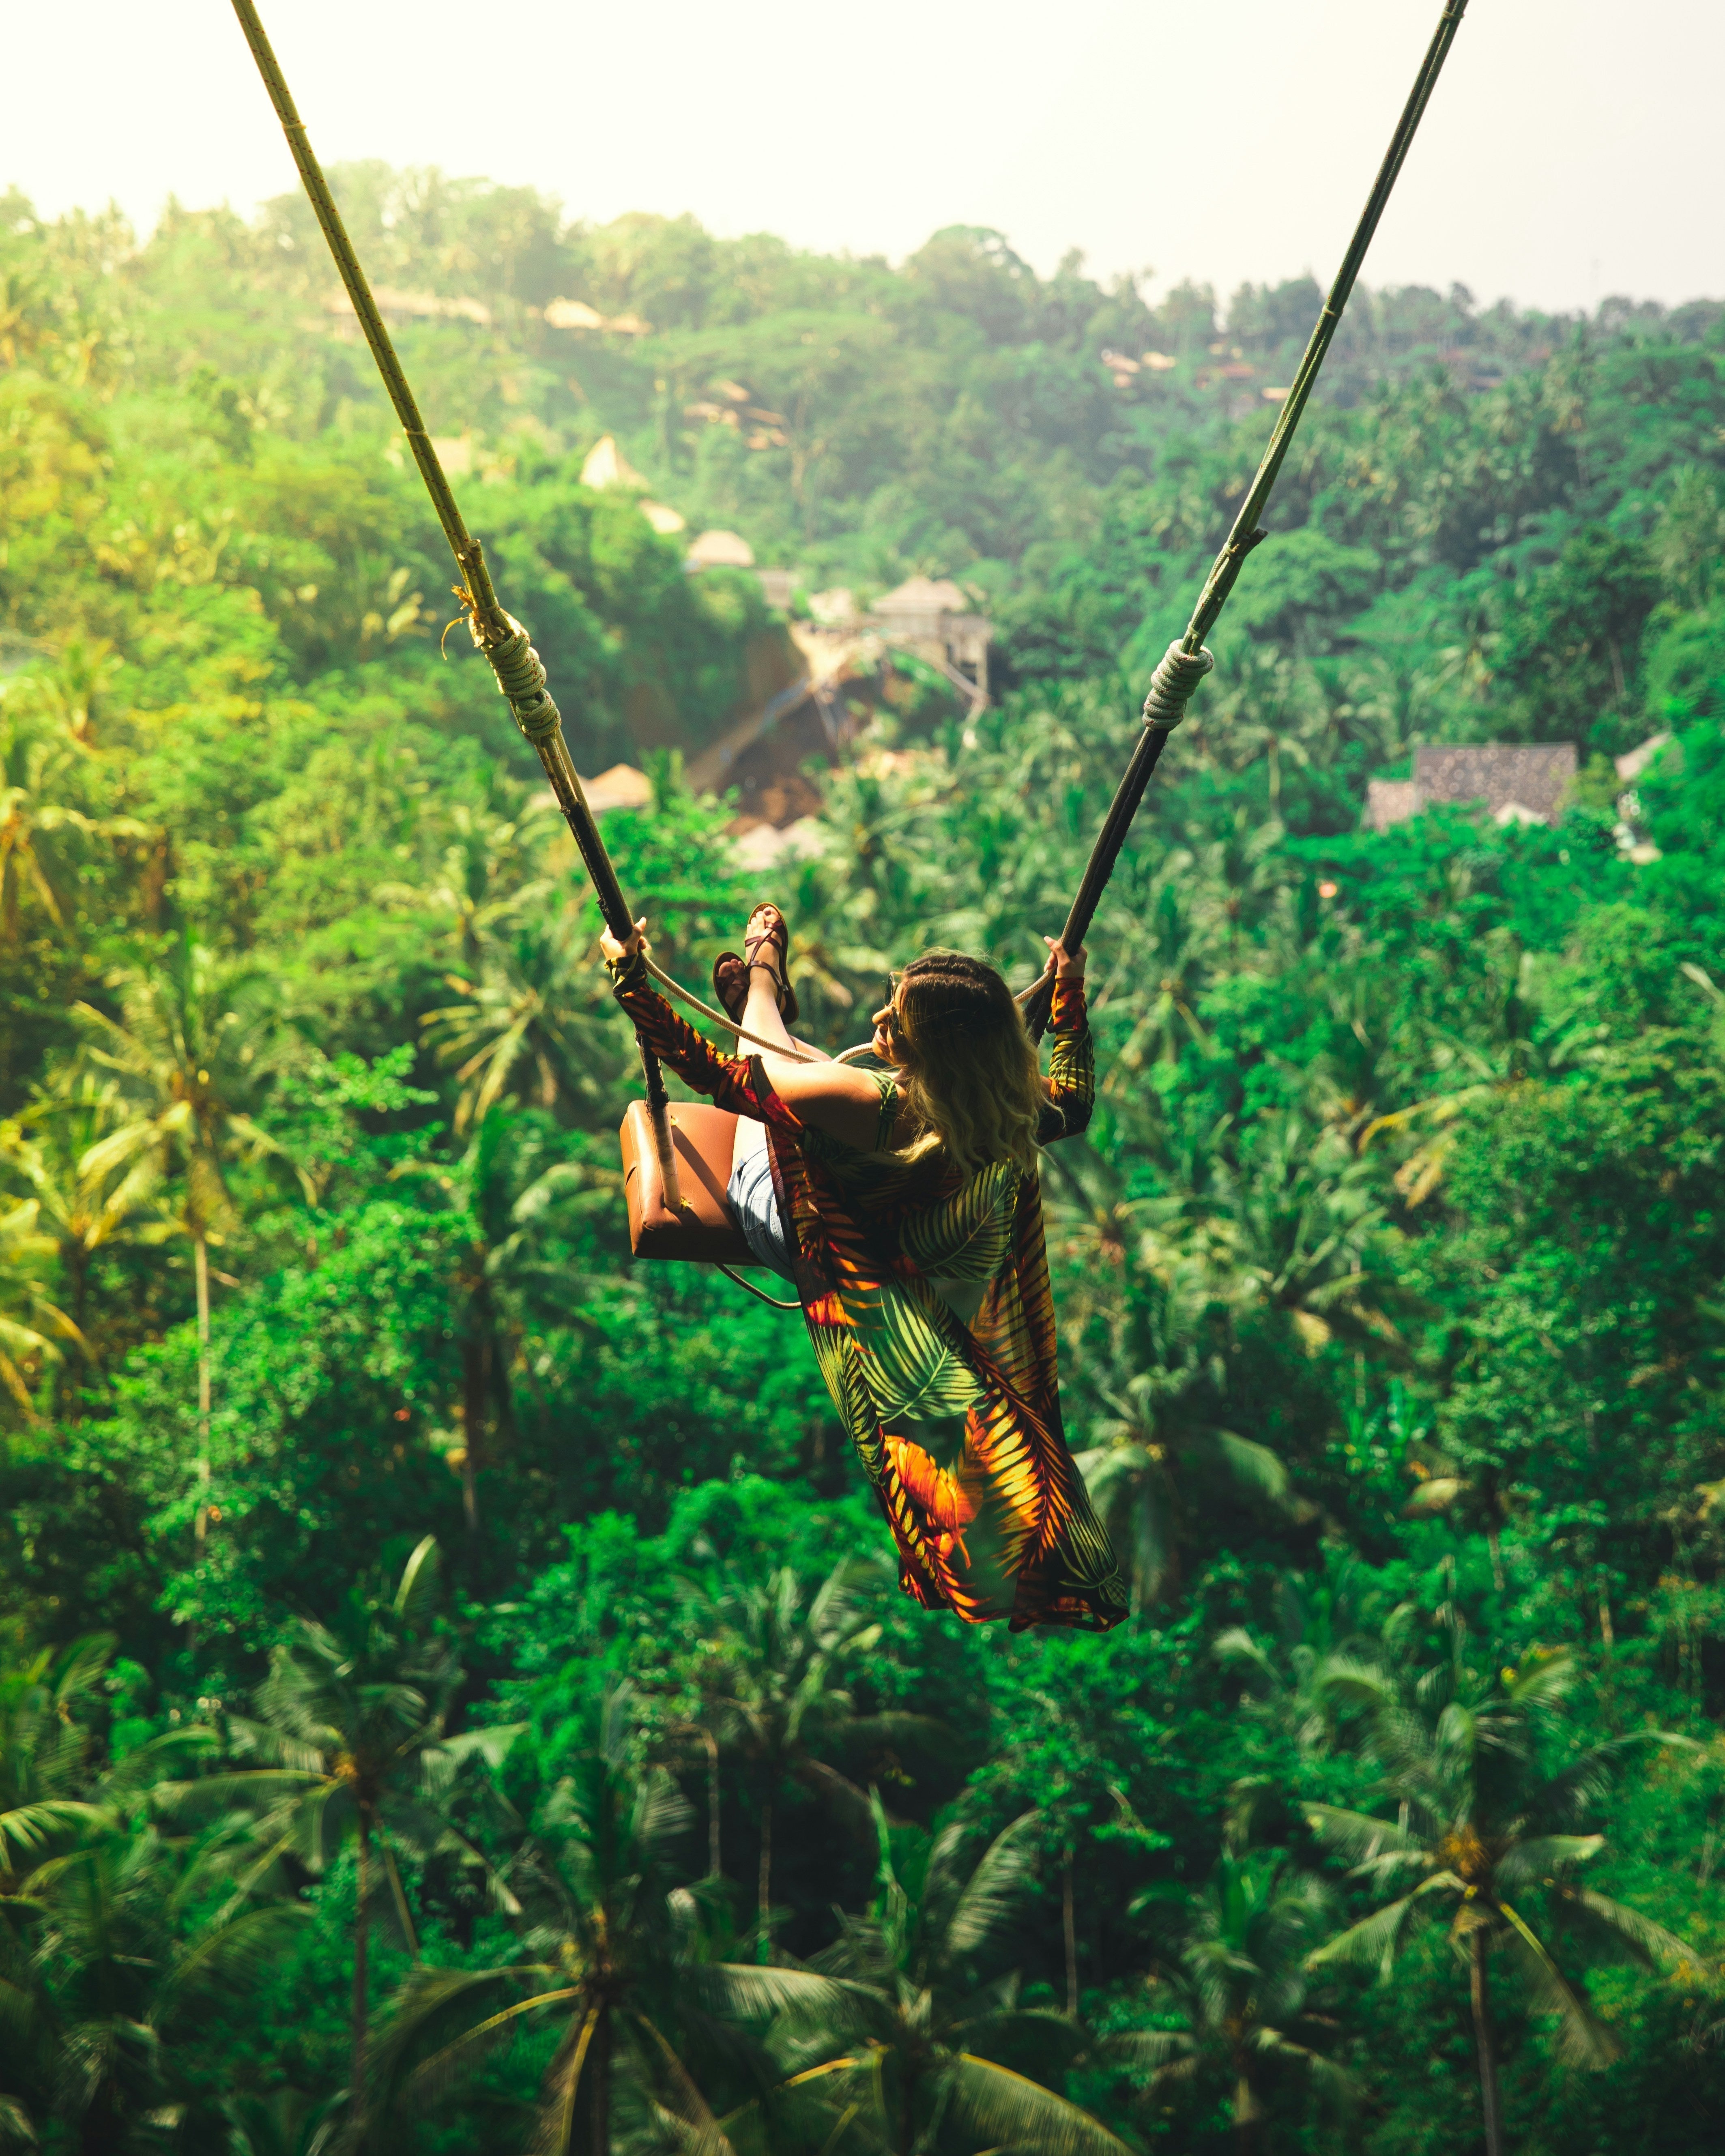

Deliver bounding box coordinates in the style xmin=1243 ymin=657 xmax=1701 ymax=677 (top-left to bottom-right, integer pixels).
xmin=608 ymin=954 xmax=1127 ymax=1632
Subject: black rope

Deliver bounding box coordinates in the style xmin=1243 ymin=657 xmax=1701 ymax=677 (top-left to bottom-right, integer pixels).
xmin=1022 ymin=0 xmax=1471 ymax=1040
xmin=715 ymin=1265 xmax=802 ymax=1311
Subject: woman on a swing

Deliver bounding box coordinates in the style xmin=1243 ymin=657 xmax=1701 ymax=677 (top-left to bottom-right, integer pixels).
xmin=601 ymin=903 xmax=1126 ymax=1633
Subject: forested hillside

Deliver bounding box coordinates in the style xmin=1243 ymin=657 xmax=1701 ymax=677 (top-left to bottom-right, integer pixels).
xmin=4 ymin=172 xmax=1725 ymax=2153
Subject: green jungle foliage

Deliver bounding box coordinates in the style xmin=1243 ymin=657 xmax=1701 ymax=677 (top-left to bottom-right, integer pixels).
xmin=4 ymin=172 xmax=1725 ymax=2154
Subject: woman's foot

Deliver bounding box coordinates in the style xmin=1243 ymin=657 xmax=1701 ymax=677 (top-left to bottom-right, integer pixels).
xmin=712 ymin=950 xmax=750 ymax=1022
xmin=744 ymin=902 xmax=798 ymax=1024
xmin=714 ymin=903 xmax=799 ymax=1025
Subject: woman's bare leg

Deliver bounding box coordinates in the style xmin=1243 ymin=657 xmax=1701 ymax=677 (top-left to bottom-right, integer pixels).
xmin=733 ymin=910 xmax=800 ymax=1172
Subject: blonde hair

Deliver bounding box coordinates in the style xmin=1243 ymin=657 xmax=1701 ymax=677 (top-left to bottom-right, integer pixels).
xmin=890 ymin=951 xmax=1043 ymax=1178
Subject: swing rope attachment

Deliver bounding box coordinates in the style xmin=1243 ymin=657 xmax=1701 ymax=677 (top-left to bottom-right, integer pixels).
xmin=471 ymin=612 xmax=563 ymax=746
xmin=1140 ymin=642 xmax=1216 ymax=733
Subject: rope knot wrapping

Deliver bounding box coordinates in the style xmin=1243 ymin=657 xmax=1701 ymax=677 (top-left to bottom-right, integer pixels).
xmin=1141 ymin=641 xmax=1215 ymax=732
xmin=475 ymin=612 xmax=562 ymax=744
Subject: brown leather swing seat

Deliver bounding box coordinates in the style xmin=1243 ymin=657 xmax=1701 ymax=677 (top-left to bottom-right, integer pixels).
xmin=618 ymin=1099 xmax=754 ymax=1263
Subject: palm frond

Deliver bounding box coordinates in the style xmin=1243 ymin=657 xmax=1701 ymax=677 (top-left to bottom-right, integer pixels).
xmin=1301 ymin=1803 xmax=1422 ymax=1866
xmin=1306 ymin=1882 xmax=1452 ymax=1978
xmin=942 ymin=1813 xmax=1038 ymax=1962
xmin=392 ymin=1536 xmax=441 ymax=1625
xmin=1497 ymin=1900 xmax=1620 ymax=2068
xmin=0 ymin=1799 xmax=108 ymax=1864
xmin=947 ymin=2053 xmax=1134 ymax=2156
xmin=691 ymin=1962 xmax=879 ymax=2037
xmin=1212 ymin=1430 xmax=1293 ymax=1506
xmin=157 ymin=1903 xmax=310 ymax=2020
xmin=1557 ymin=1885 xmax=1693 ymax=1971
xmin=1098 ymin=2026 xmax=1197 ymax=2076
xmin=367 ymin=1964 xmax=571 ymax=2114
xmin=1492 ymin=1835 xmax=1604 ymax=1892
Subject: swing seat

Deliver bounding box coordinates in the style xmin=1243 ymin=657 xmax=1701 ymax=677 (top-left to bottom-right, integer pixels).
xmin=619 ymin=1099 xmax=755 ymax=1263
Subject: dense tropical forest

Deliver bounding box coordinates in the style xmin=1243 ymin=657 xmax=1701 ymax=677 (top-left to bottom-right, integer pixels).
xmin=4 ymin=165 xmax=1725 ymax=2154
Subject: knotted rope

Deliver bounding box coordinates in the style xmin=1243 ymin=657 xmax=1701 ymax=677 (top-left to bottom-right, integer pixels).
xmin=1140 ymin=642 xmax=1216 ymax=732
xmin=475 ymin=613 xmax=563 ymax=745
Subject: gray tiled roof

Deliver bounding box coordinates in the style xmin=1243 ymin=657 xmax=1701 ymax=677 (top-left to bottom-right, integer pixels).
xmin=1366 ymin=743 xmax=1577 ymax=830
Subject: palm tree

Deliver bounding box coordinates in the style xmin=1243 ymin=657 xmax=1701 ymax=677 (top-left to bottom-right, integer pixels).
xmin=1305 ymin=1635 xmax=1693 ymax=2156
xmin=1096 ymin=864 xmax=1212 ymax=1087
xmin=1114 ymin=1848 xmax=1351 ymax=2154
xmin=0 ymin=1632 xmax=299 ymax=2152
xmin=0 ymin=1074 xmax=173 ymax=1407
xmin=1071 ymin=1262 xmax=1294 ymax=1612
xmin=0 ymin=702 xmax=144 ymax=943
xmin=366 ymin=1688 xmax=825 ymax=2156
xmin=22 ymin=1815 xmax=305 ymax=2153
xmin=1212 ymin=1557 xmax=1376 ymax=1760
xmin=0 ymin=1194 xmax=80 ymax=1424
xmin=0 ymin=1635 xmax=114 ymax=1903
xmin=682 ymin=1560 xmax=941 ymax=1956
xmin=423 ymin=905 xmax=618 ymax=1134
xmin=231 ymin=1538 xmax=518 ymax=2110
xmin=763 ymin=1798 xmax=1131 ymax=2156
xmin=1207 ymin=1111 xmax=1416 ymax=1359
xmin=73 ymin=935 xmax=300 ymax=1549
xmin=387 ymin=1111 xmax=617 ymax=1544
xmin=373 ymin=791 xmax=557 ymax=974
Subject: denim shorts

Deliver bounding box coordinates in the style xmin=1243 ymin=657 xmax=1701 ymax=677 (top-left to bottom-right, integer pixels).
xmin=727 ymin=1142 xmax=794 ymax=1278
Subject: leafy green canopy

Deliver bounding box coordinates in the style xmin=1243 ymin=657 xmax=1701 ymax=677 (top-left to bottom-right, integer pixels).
xmin=0 ymin=174 xmax=1724 ymax=2153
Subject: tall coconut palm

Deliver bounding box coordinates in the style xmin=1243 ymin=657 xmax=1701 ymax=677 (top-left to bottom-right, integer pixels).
xmin=73 ymin=936 xmax=300 ymax=1549
xmin=230 ymin=1538 xmax=518 ymax=2110
xmin=1305 ymin=1636 xmax=1693 ymax=2156
xmin=762 ymin=1798 xmax=1131 ymax=2156
xmin=21 ymin=1815 xmax=305 ymax=2154
xmin=0 ymin=1074 xmax=173 ymax=1407
xmin=387 ymin=1110 xmax=615 ymax=1544
xmin=366 ymin=1687 xmax=829 ymax=2156
xmin=1113 ymin=1849 xmax=1351 ymax=2154
xmin=1098 ymin=865 xmax=1211 ymax=1086
xmin=1207 ymin=1111 xmax=1416 ymax=1359
xmin=13 ymin=1803 xmax=303 ymax=2152
xmin=682 ymin=1561 xmax=941 ymax=1956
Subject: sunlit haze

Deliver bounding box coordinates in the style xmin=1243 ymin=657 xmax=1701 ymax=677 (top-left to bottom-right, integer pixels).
xmin=11 ymin=0 xmax=1723 ymax=315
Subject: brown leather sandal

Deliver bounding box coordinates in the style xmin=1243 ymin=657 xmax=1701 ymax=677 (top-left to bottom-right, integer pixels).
xmin=715 ymin=903 xmax=798 ymax=1026
xmin=712 ymin=949 xmax=750 ymax=1022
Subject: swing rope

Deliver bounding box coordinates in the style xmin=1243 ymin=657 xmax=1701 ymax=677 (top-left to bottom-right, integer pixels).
xmin=1020 ymin=0 xmax=1470 ymax=1038
xmin=228 ymin=0 xmax=1469 ymax=1265
xmin=227 ymin=0 xmax=712 ymax=1211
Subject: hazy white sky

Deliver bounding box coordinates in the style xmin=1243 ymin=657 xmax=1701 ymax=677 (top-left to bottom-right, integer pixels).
xmin=9 ymin=0 xmax=1722 ymax=316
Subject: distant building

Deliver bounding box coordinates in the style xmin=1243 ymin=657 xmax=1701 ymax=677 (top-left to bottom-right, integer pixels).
xmin=1365 ymin=743 xmax=1577 ymax=833
xmin=684 ymin=531 xmax=795 ymax=610
xmin=323 ymin=287 xmax=490 ymax=338
xmin=579 ymin=764 xmax=654 ymax=814
xmin=870 ymin=577 xmax=992 ymax=703
xmin=685 ymin=529 xmax=755 ymax=570
xmin=1363 ymin=779 xmax=1420 ymax=831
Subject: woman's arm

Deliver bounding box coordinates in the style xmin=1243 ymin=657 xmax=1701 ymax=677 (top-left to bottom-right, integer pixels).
xmin=603 ymin=926 xmax=886 ymax=1149
xmin=1038 ymin=940 xmax=1093 ymax=1142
